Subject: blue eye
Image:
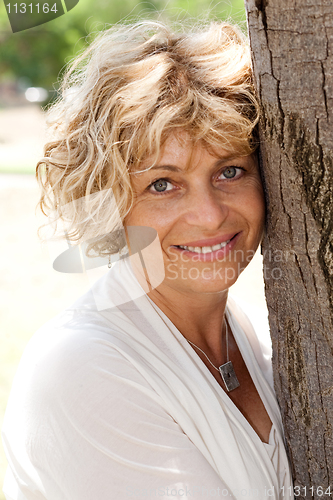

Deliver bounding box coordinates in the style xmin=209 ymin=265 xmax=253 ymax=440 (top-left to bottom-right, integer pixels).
xmin=150 ymin=179 xmax=173 ymax=193
xmin=219 ymin=167 xmax=243 ymax=180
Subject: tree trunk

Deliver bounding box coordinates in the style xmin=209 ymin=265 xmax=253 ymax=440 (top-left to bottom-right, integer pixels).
xmin=244 ymin=1 xmax=333 ymax=498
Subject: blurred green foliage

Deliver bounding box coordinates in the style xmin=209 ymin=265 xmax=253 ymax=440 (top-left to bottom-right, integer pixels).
xmin=0 ymin=0 xmax=246 ymax=91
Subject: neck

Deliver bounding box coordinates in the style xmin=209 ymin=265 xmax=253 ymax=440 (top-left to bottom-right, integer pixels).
xmin=147 ymin=281 xmax=228 ymax=355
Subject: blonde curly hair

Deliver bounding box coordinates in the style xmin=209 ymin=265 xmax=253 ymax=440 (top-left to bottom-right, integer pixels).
xmin=36 ymin=20 xmax=259 ymax=257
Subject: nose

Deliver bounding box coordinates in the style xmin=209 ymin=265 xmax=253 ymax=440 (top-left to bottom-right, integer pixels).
xmin=181 ymin=185 xmax=228 ymax=231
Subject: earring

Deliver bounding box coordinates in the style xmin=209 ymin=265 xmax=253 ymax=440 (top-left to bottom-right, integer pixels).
xmin=108 ymin=254 xmax=112 ymax=269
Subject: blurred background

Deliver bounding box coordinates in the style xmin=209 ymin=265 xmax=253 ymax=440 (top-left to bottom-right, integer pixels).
xmin=0 ymin=0 xmax=266 ymax=497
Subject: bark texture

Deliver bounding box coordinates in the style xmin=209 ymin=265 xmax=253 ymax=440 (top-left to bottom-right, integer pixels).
xmin=245 ymin=1 xmax=333 ymax=498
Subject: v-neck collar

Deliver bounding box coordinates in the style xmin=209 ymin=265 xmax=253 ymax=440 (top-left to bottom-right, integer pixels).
xmin=146 ymin=293 xmax=283 ymax=447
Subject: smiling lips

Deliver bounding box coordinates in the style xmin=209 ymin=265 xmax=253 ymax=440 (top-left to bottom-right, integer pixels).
xmin=173 ymin=233 xmax=239 ymax=255
xmin=178 ymin=240 xmax=230 ymax=254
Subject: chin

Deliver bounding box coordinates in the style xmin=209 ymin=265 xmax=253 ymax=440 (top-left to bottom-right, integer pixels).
xmin=164 ymin=264 xmax=243 ymax=295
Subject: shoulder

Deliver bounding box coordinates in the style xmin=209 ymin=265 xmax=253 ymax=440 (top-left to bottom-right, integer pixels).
xmin=6 ymin=307 xmax=159 ymax=403
xmin=3 ymin=306 xmax=165 ymax=451
xmin=2 ymin=308 xmax=187 ymax=499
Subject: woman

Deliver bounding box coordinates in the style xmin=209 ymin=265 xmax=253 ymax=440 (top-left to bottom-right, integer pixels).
xmin=2 ymin=20 xmax=294 ymax=500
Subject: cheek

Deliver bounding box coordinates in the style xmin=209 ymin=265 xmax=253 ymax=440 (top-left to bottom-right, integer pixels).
xmin=126 ymin=195 xmax=180 ymax=224
xmin=125 ymin=201 xmax=174 ymax=243
xmin=243 ymin=182 xmax=265 ymax=233
xmin=257 ymin=180 xmax=266 ymax=217
xmin=253 ymin=188 xmax=266 ymax=234
xmin=125 ymin=199 xmax=154 ymax=226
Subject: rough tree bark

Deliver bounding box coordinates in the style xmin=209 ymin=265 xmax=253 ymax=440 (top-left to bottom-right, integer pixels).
xmin=245 ymin=1 xmax=333 ymax=498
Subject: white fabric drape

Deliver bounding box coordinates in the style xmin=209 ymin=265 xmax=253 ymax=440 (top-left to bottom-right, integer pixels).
xmin=2 ymin=259 xmax=294 ymax=500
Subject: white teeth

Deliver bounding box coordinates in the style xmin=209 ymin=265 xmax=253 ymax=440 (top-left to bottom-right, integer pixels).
xmin=178 ymin=239 xmax=231 ymax=253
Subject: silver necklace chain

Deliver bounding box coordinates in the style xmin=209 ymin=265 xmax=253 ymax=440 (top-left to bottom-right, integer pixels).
xmin=187 ymin=319 xmax=230 ymax=372
xmin=186 ymin=317 xmax=240 ymax=392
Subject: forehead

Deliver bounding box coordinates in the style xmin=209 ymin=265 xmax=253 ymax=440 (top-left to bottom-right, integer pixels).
xmin=135 ymin=132 xmax=240 ymax=173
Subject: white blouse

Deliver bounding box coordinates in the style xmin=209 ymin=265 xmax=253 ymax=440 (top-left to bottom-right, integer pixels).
xmin=2 ymin=259 xmax=294 ymax=500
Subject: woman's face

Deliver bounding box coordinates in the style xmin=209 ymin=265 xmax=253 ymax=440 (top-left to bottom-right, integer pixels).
xmin=125 ymin=132 xmax=265 ymax=296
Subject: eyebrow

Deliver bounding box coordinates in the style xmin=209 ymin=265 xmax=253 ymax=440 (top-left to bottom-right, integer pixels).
xmin=152 ymin=164 xmax=182 ymax=171
xmin=134 ymin=164 xmax=182 ymax=174
xmin=134 ymin=158 xmax=240 ymax=174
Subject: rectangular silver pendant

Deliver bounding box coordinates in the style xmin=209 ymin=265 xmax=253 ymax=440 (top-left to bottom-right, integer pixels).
xmin=219 ymin=361 xmax=240 ymax=392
